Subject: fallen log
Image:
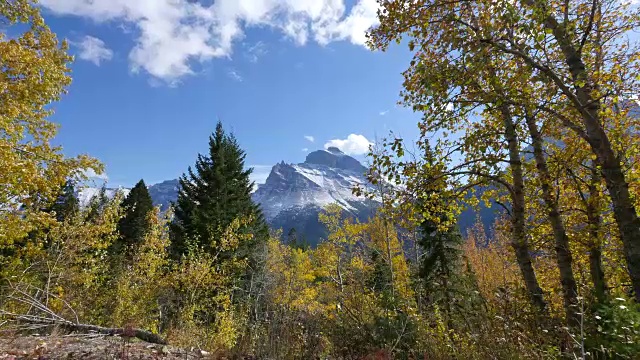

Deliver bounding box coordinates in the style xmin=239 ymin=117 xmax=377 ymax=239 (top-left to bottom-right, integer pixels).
xmin=60 ymin=322 xmax=167 ymax=345
xmin=1 ymin=284 xmax=168 ymax=345
xmin=1 ymin=311 xmax=167 ymax=345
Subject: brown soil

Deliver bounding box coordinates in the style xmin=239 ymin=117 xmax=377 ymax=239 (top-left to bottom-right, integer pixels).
xmin=0 ymin=335 xmax=214 ymax=360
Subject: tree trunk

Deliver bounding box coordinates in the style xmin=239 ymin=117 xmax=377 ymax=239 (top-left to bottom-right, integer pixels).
xmin=586 ymin=165 xmax=607 ymax=303
xmin=524 ymin=114 xmax=578 ymax=325
xmin=502 ymin=106 xmax=546 ymax=310
xmin=585 ymin=125 xmax=640 ymax=301
xmin=526 ymin=0 xmax=640 ymax=302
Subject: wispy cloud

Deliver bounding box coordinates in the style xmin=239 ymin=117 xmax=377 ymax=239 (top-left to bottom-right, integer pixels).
xmin=74 ymin=35 xmax=113 ymax=66
xmin=245 ymin=41 xmax=268 ymax=63
xmin=304 ymin=135 xmax=315 ymax=143
xmin=324 ymin=134 xmax=372 ymax=155
xmin=227 ymin=69 xmax=243 ymax=82
xmin=302 ymin=148 xmax=309 ymax=152
xmin=249 ymin=165 xmax=272 ymax=185
xmin=40 ymin=0 xmax=380 ymax=84
xmin=379 ymin=110 xmax=389 ymax=116
xmin=81 ymin=168 xmax=108 ymax=181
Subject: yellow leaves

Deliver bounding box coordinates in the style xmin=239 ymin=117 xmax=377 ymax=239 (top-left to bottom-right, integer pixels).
xmin=164 ymin=219 xmax=257 ymax=350
xmin=0 ymin=0 xmax=101 ymax=249
xmin=112 ymin=207 xmax=171 ymax=330
xmin=216 ymin=216 xmax=255 ymax=255
xmin=265 ymin=206 xmax=419 ymax=352
xmin=464 ymin=220 xmax=521 ymax=305
xmin=266 ymin=238 xmax=324 ymax=313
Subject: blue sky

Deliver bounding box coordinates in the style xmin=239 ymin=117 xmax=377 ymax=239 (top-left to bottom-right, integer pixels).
xmin=39 ymin=0 xmax=421 ymax=188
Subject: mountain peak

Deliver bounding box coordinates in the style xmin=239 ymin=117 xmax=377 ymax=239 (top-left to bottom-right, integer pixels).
xmin=326 ymin=146 xmax=344 ymax=154
xmin=304 ymin=148 xmax=366 ymax=173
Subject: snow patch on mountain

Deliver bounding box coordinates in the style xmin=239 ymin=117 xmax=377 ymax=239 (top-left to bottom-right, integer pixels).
xmin=76 ymin=187 xmax=130 ymax=208
xmin=252 ymin=148 xmax=376 ymax=222
xmin=73 ymin=148 xmax=378 ymax=245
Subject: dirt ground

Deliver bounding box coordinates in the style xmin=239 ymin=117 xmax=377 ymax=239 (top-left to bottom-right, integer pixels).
xmin=0 ymin=335 xmax=215 ymax=360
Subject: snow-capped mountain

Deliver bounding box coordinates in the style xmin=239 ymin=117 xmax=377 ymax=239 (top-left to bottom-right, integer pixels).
xmin=252 ymin=147 xmax=379 ymax=244
xmin=74 ymin=146 xmax=505 ymax=245
xmin=253 ymin=147 xmax=375 ymax=219
xmin=76 ymin=181 xmax=177 ymax=211
xmin=76 ymin=148 xmax=378 ymax=245
xmin=77 ymin=187 xmax=130 ymax=208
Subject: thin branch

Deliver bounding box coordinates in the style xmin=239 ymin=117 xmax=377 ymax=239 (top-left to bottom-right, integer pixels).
xmin=579 ymin=0 xmax=599 ymax=54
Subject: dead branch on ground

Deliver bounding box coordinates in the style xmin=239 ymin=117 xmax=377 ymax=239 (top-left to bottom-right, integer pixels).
xmin=0 ymin=284 xmax=166 ymax=345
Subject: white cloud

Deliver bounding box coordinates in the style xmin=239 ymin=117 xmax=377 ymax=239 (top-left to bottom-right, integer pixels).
xmin=245 ymin=41 xmax=268 ymax=63
xmin=302 ymin=148 xmax=309 ymax=152
xmin=75 ymin=35 xmax=113 ymax=65
xmin=379 ymin=110 xmax=389 ymax=116
xmin=227 ymin=69 xmax=243 ymax=82
xmin=39 ymin=0 xmax=380 ymax=84
xmin=315 ymin=0 xmax=379 ymax=45
xmin=324 ymin=134 xmax=372 ymax=155
xmin=81 ymin=168 xmax=108 ymax=181
xmin=304 ymin=135 xmax=315 ymax=143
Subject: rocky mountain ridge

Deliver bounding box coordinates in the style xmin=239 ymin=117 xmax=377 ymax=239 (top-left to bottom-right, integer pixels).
xmin=77 ymin=148 xmax=379 ymax=245
xmin=78 ymin=147 xmax=502 ymax=245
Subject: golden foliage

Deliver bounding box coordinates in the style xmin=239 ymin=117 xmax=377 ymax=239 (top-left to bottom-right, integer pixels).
xmin=0 ymin=0 xmax=101 ymax=251
xmin=112 ymin=208 xmax=171 ymax=332
xmin=164 ymin=217 xmax=252 ymax=351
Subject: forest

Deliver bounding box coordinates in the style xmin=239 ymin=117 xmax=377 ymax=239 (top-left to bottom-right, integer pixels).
xmin=1 ymin=0 xmax=640 ymax=359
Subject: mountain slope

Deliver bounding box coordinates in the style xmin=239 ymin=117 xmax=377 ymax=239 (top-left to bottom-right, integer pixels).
xmin=147 ymin=179 xmax=180 ymax=211
xmin=75 ymin=148 xmax=378 ymax=245
xmin=252 ymin=147 xmax=378 ymax=245
xmin=77 ymin=187 xmax=130 ymax=208
xmin=76 ymin=147 xmax=500 ymax=246
xmin=252 ymin=148 xmax=374 ymax=217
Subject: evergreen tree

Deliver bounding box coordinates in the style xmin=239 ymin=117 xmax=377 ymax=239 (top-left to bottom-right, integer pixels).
xmin=286 ymin=227 xmax=297 ymax=247
xmin=49 ymin=180 xmax=79 ymax=223
xmin=418 ymin=214 xmax=463 ymax=330
xmin=170 ymin=121 xmax=268 ymax=259
xmin=116 ymin=179 xmax=154 ymax=252
xmin=286 ymin=228 xmax=310 ymax=250
xmin=410 ymin=140 xmax=468 ymax=327
xmin=86 ymin=184 xmax=110 ymax=223
xmin=418 ymin=215 xmax=463 ymax=290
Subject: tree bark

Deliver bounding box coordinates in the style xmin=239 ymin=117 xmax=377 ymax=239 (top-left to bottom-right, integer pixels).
xmin=586 ymin=165 xmax=607 ymax=303
xmin=524 ymin=114 xmax=578 ymax=325
xmin=521 ymin=0 xmax=640 ymax=302
xmin=502 ymin=106 xmax=546 ymax=311
xmin=585 ymin=126 xmax=640 ymax=301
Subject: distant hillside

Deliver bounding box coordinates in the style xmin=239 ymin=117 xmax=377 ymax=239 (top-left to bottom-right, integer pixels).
xmin=77 ymin=148 xmax=501 ymax=245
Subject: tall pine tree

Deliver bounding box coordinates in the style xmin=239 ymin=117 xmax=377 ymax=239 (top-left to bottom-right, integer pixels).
xmin=170 ymin=121 xmax=268 ymax=259
xmin=116 ymin=179 xmax=154 ymax=253
xmin=49 ymin=179 xmax=79 ymax=223
xmin=419 ymin=215 xmax=463 ymax=293
xmin=414 ymin=141 xmax=480 ymax=332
